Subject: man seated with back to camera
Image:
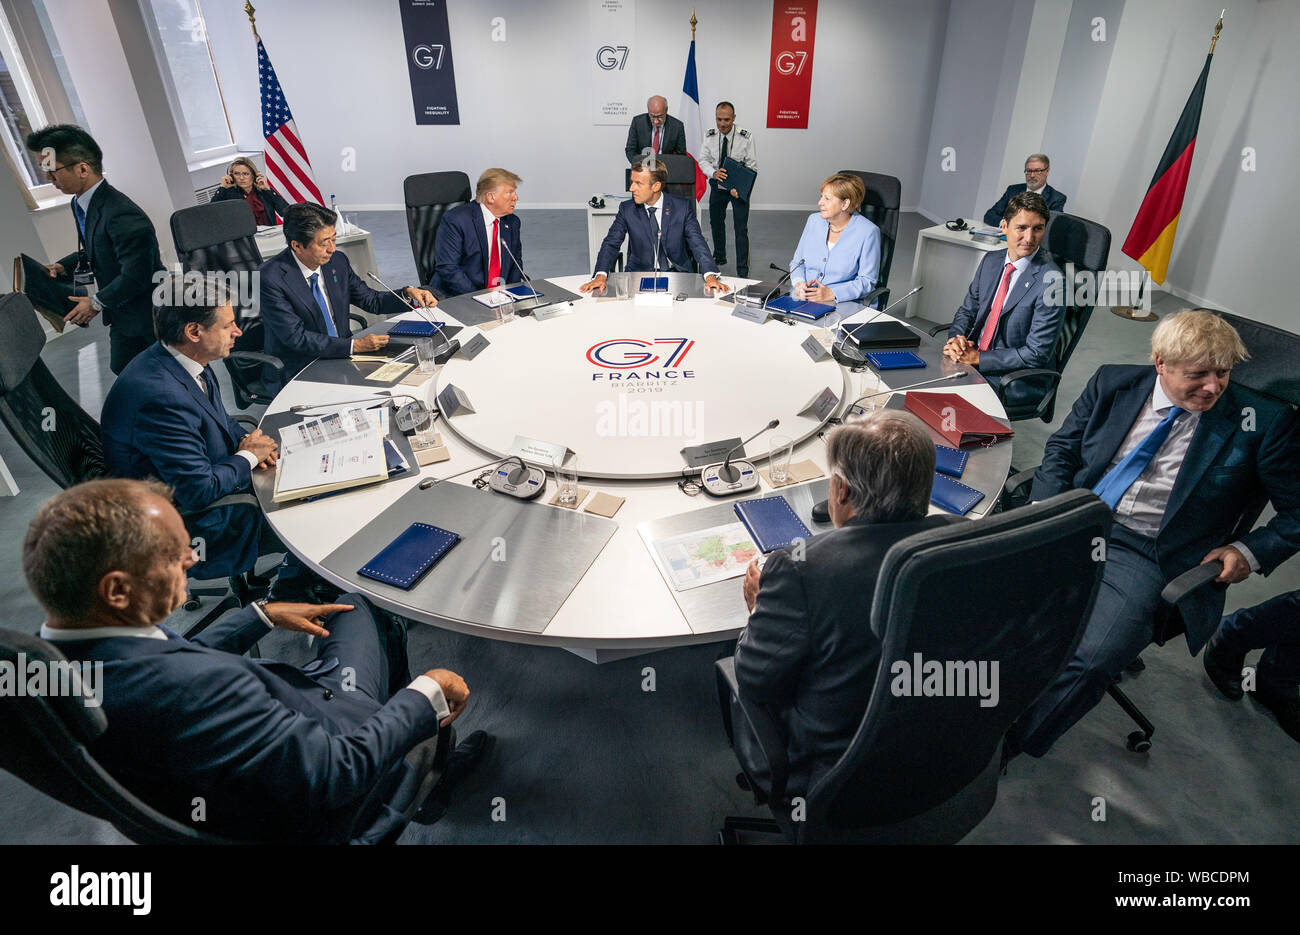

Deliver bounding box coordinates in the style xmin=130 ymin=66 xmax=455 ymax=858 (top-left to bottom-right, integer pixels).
xmin=723 ymin=411 xmax=961 ymax=802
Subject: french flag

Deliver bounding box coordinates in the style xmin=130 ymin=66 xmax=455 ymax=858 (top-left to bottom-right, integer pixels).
xmin=680 ymin=40 xmax=707 ymax=201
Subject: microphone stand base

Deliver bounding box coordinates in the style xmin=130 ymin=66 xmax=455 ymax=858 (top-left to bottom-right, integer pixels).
xmin=701 ymin=460 xmax=761 ymax=497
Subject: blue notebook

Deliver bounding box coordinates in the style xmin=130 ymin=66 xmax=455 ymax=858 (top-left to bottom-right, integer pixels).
xmin=639 ymin=276 xmax=669 ymax=292
xmin=358 ymin=522 xmax=460 ymax=590
xmin=387 ymin=320 xmax=448 ymax=338
xmin=930 ymin=472 xmax=984 ymax=516
xmin=865 ymin=349 xmax=926 ymax=370
xmin=766 ymin=295 xmax=837 ymax=320
xmin=734 ymin=496 xmax=813 ymax=554
xmin=934 ymin=444 xmax=968 ymax=478
xmin=507 ymin=284 xmax=542 ymax=299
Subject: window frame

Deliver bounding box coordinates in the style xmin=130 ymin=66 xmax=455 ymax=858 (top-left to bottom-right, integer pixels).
xmin=0 ymin=0 xmax=58 ymax=197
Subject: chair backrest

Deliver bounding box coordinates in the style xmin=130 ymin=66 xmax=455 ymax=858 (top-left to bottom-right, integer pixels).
xmin=404 ymin=172 xmax=473 ymax=286
xmin=801 ymin=490 xmax=1111 ymax=842
xmin=0 ymin=294 xmax=105 ymax=487
xmin=657 ymin=154 xmax=698 ymax=199
xmin=839 ymin=169 xmax=901 ymax=296
xmin=1216 ymin=311 xmax=1300 ymax=407
xmin=170 ymin=200 xmax=264 ymax=277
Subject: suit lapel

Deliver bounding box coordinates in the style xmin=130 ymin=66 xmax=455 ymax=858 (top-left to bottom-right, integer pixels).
xmin=1162 ymin=390 xmax=1237 ymax=527
xmin=471 ymin=209 xmax=490 ymax=284
xmin=82 ymin=184 xmax=109 ymax=262
xmin=1094 ymin=372 xmax=1157 ymax=474
xmin=157 ymin=347 xmax=235 ymax=445
xmin=999 ymin=252 xmax=1044 ymax=317
xmin=278 ymin=253 xmax=325 ymax=328
xmin=322 ymin=256 xmax=349 ymax=332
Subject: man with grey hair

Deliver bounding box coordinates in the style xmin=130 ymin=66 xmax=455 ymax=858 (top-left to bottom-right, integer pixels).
xmin=1006 ymin=310 xmax=1300 ymax=758
xmin=982 ymin=153 xmax=1067 ymax=227
xmin=624 ymin=95 xmax=686 ymax=163
xmin=724 ymin=411 xmax=960 ymax=801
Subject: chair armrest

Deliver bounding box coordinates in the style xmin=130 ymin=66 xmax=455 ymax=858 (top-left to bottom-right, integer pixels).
xmin=227 ymin=350 xmax=285 ymax=380
xmin=928 ymin=321 xmax=953 ymax=337
xmin=860 ymin=284 xmax=887 ymax=309
xmin=716 ymin=656 xmax=791 ymax=806
xmin=348 ymin=313 xmax=368 ymax=330
xmin=182 ymin=493 xmax=260 ymax=519
xmin=234 ymin=416 xmax=258 ymax=431
xmin=1003 ymin=466 xmax=1039 ymax=502
xmin=995 ymin=367 xmax=1063 ymax=420
xmin=1161 ymin=562 xmax=1223 ymax=605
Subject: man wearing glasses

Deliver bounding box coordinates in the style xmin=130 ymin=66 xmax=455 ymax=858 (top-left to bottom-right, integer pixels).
xmin=982 ymin=153 xmax=1067 ymax=228
xmin=624 ymin=95 xmax=687 ymax=164
xmin=15 ymin=125 xmax=163 ymax=374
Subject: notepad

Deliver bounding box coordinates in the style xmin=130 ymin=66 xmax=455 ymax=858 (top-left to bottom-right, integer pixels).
xmin=934 ymin=444 xmax=968 ymax=478
xmin=865 ymin=350 xmax=926 ymax=370
xmin=930 ymin=472 xmax=984 ymax=516
xmin=766 ymin=294 xmax=837 ymax=320
xmin=639 ymin=276 xmax=669 ymax=292
xmin=734 ymin=496 xmax=813 ymax=553
xmin=358 ymin=522 xmax=460 ymax=590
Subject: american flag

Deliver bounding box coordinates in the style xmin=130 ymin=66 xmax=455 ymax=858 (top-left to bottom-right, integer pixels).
xmin=257 ymin=38 xmax=324 ymax=206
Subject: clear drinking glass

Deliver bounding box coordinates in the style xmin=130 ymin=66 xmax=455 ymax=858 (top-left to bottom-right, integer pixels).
xmin=613 ymin=272 xmax=630 ymax=300
xmin=556 ymin=458 xmax=579 ymax=505
xmin=414 ymin=336 xmax=445 ymax=373
xmin=768 ymin=435 xmax=793 ymax=484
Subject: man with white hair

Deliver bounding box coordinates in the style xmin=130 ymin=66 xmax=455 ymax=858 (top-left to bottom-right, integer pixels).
xmin=624 ymin=95 xmax=686 ymax=164
xmin=1006 ymin=310 xmax=1300 ymax=757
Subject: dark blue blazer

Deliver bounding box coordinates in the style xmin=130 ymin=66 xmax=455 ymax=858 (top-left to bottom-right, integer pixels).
xmin=100 ymin=341 xmax=258 ymax=580
xmin=593 ymin=194 xmax=717 ymax=276
xmin=949 ymin=248 xmax=1064 ymax=407
xmin=258 ymin=247 xmax=408 ymax=381
xmin=983 ymin=183 xmax=1066 ymax=227
xmin=1032 ymin=365 xmax=1300 ymax=653
xmin=52 ymin=606 xmax=440 ymax=843
xmin=432 ymin=202 xmax=522 ymax=297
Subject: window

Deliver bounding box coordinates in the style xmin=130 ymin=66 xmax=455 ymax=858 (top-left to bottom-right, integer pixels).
xmin=0 ymin=3 xmax=49 ymax=189
xmin=147 ymin=0 xmax=234 ymax=157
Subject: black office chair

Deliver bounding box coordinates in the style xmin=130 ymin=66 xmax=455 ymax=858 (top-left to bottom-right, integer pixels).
xmin=839 ymin=170 xmax=900 ymax=309
xmin=1002 ymin=311 xmax=1299 ymax=752
xmin=0 ymin=627 xmax=450 ymax=844
xmin=717 ymin=489 xmax=1110 ymax=843
xmin=404 ymin=171 xmax=472 ymax=291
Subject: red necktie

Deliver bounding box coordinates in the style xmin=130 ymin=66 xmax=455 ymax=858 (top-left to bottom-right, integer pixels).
xmin=489 ymin=218 xmax=501 ymax=287
xmin=978 ymin=263 xmax=1016 ymax=351
xmin=652 ymin=126 xmax=661 ymax=154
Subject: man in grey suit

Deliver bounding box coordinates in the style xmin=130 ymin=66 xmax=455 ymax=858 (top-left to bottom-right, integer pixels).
xmin=724 ymin=412 xmax=960 ymax=803
xmin=624 ymin=95 xmax=687 ymax=164
xmin=944 ymin=190 xmax=1065 ymax=410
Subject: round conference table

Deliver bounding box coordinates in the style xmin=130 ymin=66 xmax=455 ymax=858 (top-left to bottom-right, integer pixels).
xmin=252 ymin=274 xmax=1013 ymax=663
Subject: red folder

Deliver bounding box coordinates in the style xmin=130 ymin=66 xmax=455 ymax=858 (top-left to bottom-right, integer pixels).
xmin=904 ymin=392 xmax=1014 ymax=448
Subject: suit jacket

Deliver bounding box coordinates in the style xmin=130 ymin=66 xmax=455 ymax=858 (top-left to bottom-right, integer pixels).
xmin=625 ymin=113 xmax=687 ymax=163
xmin=790 ymin=212 xmax=881 ymax=304
xmin=983 ymin=183 xmax=1067 ymax=227
xmin=949 ymin=248 xmax=1064 ymax=408
xmin=1031 ymin=365 xmax=1300 ymax=652
xmin=432 ymin=202 xmax=523 ymax=297
xmin=594 ymin=194 xmax=717 ymax=276
xmin=259 ymin=247 xmax=408 ymax=381
xmin=57 ymin=181 xmax=163 ymax=337
xmin=734 ymin=513 xmax=962 ymax=799
xmin=100 ymin=341 xmax=258 ymax=580
xmin=210 ymin=183 xmax=292 ymax=224
xmin=52 ymin=606 xmax=441 ymax=843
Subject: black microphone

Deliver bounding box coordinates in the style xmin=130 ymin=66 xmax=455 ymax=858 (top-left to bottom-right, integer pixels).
xmin=758 ymin=259 xmax=803 ymax=310
xmin=289 ymin=392 xmax=418 ymax=414
xmin=720 ymin=419 xmax=779 ymax=483
xmin=366 ymin=271 xmax=452 ymax=345
xmin=831 ymin=285 xmax=925 ymax=368
xmin=835 ymin=285 xmax=925 ymax=347
xmin=496 ymin=228 xmax=536 ymax=299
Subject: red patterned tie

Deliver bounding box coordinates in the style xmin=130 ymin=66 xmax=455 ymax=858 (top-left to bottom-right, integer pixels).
xmin=489 ymin=218 xmax=501 ymax=287
xmin=978 ymin=263 xmax=1016 ymax=351
xmin=652 ymin=126 xmax=661 ymax=154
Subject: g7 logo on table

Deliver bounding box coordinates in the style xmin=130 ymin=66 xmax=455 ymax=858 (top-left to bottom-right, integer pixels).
xmin=596 ymin=45 xmax=629 ymax=70
xmin=587 ymin=338 xmax=694 ymax=369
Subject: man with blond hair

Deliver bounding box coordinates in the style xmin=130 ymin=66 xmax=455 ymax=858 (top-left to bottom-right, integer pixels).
xmin=433 ymin=168 xmax=524 ymax=296
xmin=1006 ymin=310 xmax=1300 ymax=758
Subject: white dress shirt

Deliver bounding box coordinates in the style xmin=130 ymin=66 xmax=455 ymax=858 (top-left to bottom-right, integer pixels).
xmin=998 ymin=251 xmax=1033 ymax=297
xmin=164 ymin=343 xmax=258 ymax=470
xmin=480 ymin=202 xmax=503 ymax=261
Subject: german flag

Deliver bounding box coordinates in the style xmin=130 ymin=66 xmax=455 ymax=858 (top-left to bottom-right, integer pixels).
xmin=1121 ymin=53 xmax=1215 ymax=284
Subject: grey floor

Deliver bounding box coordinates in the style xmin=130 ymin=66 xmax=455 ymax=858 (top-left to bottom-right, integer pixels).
xmin=2 ymin=209 xmax=1297 ymax=844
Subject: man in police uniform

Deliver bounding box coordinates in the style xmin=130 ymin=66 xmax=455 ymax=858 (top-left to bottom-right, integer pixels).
xmin=698 ymin=102 xmax=757 ymax=278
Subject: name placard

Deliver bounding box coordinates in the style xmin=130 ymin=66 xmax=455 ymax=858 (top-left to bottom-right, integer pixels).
xmin=436 ymin=383 xmax=475 ymax=417
xmin=801 ymin=334 xmax=830 ymax=361
xmin=534 ymin=302 xmax=575 ymax=322
xmin=681 ymin=437 xmax=742 ymax=468
xmin=732 ymin=304 xmax=769 ymax=325
xmin=508 ymin=435 xmax=569 ymax=468
xmin=458 ymin=332 xmax=491 ymax=360
xmin=798 ymin=387 xmax=839 ymax=421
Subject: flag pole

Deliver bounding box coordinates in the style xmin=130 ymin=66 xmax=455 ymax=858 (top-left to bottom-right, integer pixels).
xmin=245 ymin=0 xmax=258 ymax=37
xmin=691 ymin=9 xmax=697 ymax=40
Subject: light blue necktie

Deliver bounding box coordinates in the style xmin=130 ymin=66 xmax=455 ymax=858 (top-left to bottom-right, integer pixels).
xmin=308 ymin=272 xmax=338 ymax=337
xmin=1092 ymin=405 xmax=1185 ymax=508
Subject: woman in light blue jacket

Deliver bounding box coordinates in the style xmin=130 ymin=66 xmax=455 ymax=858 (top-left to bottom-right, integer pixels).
xmin=789 ymin=173 xmax=881 ymax=305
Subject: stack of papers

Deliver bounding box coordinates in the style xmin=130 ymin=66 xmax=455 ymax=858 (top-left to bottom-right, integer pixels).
xmin=272 ymin=406 xmax=389 ymax=502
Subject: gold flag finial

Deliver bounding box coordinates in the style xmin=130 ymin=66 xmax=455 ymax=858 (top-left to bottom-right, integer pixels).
xmin=691 ymin=9 xmax=697 ymax=41
xmin=245 ymin=1 xmax=259 ymax=37
xmin=1209 ymin=9 xmax=1224 ymax=54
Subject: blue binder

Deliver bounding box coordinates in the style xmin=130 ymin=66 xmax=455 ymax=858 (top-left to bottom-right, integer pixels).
xmin=934 ymin=444 xmax=968 ymax=478
xmin=734 ymin=496 xmax=813 ymax=553
xmin=930 ymin=473 xmax=984 ymax=516
xmin=865 ymin=350 xmax=926 ymax=370
xmin=639 ymin=276 xmax=669 ymax=292
xmin=358 ymin=522 xmax=460 ymax=590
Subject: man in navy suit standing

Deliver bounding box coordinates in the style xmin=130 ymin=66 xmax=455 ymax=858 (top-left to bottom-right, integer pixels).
xmin=944 ymin=191 xmax=1064 ymax=410
xmin=1005 ymin=310 xmax=1300 ymax=758
xmin=433 ymin=168 xmax=525 ymax=297
xmin=579 ymin=161 xmax=729 ymax=296
xmin=22 ymin=478 xmax=487 ymax=843
xmin=259 ymin=203 xmax=436 ymax=384
xmin=982 ymin=153 xmax=1067 ymax=227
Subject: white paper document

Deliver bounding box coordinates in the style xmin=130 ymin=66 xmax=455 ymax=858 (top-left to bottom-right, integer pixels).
xmin=273 ymin=406 xmax=387 ymax=501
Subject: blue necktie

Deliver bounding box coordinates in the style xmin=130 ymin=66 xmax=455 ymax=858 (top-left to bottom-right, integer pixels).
xmin=72 ymin=198 xmax=87 ymax=242
xmin=647 ymin=206 xmax=663 ymax=269
xmin=309 ymin=272 xmax=338 ymax=337
xmin=1092 ymin=406 xmax=1185 ymax=508
xmin=201 ymin=366 xmax=218 ymax=402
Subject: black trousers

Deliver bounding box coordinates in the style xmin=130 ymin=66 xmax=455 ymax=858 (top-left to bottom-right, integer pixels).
xmin=709 ymin=183 xmax=751 ymax=277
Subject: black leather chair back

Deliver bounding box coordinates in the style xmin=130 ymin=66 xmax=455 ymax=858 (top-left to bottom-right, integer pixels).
xmin=839 ymin=170 xmax=900 ymax=307
xmin=0 ymin=294 xmax=105 ymax=487
xmin=404 ymin=172 xmax=472 ymax=287
xmin=170 ymin=200 xmax=264 ymax=287
xmin=1217 ymin=312 xmax=1300 ymax=406
xmin=800 ymin=490 xmax=1111 ymax=842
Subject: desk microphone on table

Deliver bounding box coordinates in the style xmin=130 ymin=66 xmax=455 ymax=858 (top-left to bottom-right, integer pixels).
xmin=831 ymin=285 xmax=924 ymax=367
xmin=702 ymin=419 xmax=779 ymax=497
xmin=289 ymin=392 xmax=419 ymax=414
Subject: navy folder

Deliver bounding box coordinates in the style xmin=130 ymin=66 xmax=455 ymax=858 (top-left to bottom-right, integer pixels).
xmin=734 ymin=496 xmax=813 ymax=553
xmin=844 ymin=320 xmax=921 ymax=349
xmin=639 ymin=276 xmax=669 ymax=292
xmin=507 ymin=284 xmax=542 ymax=299
xmin=766 ymin=295 xmax=837 ymax=320
xmin=934 ymin=444 xmax=968 ymax=478
xmin=865 ymin=349 xmax=926 ymax=370
xmin=387 ymin=320 xmax=449 ymax=338
xmin=721 ymin=157 xmax=757 ymax=201
xmin=930 ymin=472 xmax=984 ymax=516
xmin=358 ymin=522 xmax=460 ymax=590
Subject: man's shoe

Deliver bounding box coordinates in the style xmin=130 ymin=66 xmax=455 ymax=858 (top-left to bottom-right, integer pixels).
xmin=1203 ymin=636 xmax=1247 ymax=700
xmin=413 ymin=731 xmax=494 ymax=824
xmin=1253 ymin=677 xmax=1300 ymax=743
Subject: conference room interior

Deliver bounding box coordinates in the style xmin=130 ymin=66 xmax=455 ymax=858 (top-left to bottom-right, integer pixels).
xmin=1 ymin=0 xmax=1297 ymax=846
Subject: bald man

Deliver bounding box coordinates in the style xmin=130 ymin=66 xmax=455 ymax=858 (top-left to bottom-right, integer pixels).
xmin=625 ymin=95 xmax=687 ymax=164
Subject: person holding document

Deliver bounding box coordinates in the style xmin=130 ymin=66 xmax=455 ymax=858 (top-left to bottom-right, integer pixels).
xmin=432 ymin=168 xmax=524 ymax=297
xmin=698 ymin=102 xmax=757 ymax=278
xmin=788 ymin=173 xmax=880 ymax=305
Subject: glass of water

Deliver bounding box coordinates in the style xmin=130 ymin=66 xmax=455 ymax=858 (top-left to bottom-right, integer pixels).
xmin=414 ymin=336 xmax=445 ymax=373
xmin=556 ymin=458 xmax=580 ymax=505
xmin=613 ymin=272 xmax=631 ymax=300
xmin=768 ymin=435 xmax=793 ymax=484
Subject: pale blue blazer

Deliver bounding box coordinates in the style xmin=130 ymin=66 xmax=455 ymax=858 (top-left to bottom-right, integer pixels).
xmin=789 ymin=213 xmax=881 ymax=303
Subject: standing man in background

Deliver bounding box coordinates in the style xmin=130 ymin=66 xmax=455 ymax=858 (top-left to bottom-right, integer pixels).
xmin=625 ymin=95 xmax=687 ymax=164
xmin=698 ymin=102 xmax=757 ymax=278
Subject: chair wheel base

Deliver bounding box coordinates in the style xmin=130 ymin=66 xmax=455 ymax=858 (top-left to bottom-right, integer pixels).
xmin=1126 ymin=731 xmax=1151 ymax=752
xmin=183 ymin=598 xmax=200 ymax=612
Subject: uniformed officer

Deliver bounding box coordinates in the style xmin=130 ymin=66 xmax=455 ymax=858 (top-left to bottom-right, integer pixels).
xmin=698 ymin=102 xmax=757 ymax=278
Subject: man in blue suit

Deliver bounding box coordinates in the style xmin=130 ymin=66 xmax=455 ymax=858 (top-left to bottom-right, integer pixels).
xmin=945 ymin=191 xmax=1064 ymax=409
xmin=982 ymin=153 xmax=1067 ymax=227
xmin=579 ymin=160 xmax=729 ymax=296
xmin=22 ymin=478 xmax=486 ymax=843
xmin=1005 ymin=310 xmax=1300 ymax=758
xmin=260 ymin=203 xmax=436 ymax=385
xmin=432 ymin=168 xmax=525 ymax=297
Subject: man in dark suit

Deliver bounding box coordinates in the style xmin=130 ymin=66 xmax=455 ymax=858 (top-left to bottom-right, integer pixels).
xmin=722 ymin=412 xmax=961 ymax=801
xmin=944 ymin=191 xmax=1064 ymax=409
xmin=624 ymin=95 xmax=687 ymax=164
xmin=1203 ymin=590 xmax=1300 ymax=742
xmin=1006 ymin=310 xmax=1300 ymax=758
xmin=22 ymin=478 xmax=488 ymax=843
xmin=18 ymin=125 xmax=162 ymax=374
xmin=579 ymin=161 xmax=728 ymax=296
xmin=432 ymin=168 xmax=524 ymax=297
xmin=982 ymin=153 xmax=1067 ymax=227
xmin=260 ymin=203 xmax=436 ymax=384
